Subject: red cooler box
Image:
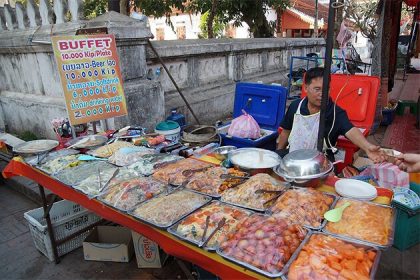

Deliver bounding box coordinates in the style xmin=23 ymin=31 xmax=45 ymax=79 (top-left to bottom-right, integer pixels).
xmin=301 ymin=74 xmax=380 ymax=172
xmin=218 ymin=82 xmax=287 ymax=150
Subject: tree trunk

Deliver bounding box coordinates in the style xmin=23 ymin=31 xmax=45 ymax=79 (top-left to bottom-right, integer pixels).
xmin=119 ymin=0 xmax=129 ymax=15
xmin=108 ymin=0 xmax=120 ymax=12
xmin=207 ymin=0 xmax=218 ymax=39
xmin=276 ymin=7 xmax=283 ymax=37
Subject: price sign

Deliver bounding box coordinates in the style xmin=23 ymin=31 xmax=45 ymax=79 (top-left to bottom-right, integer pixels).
xmin=52 ymin=34 xmax=128 ymax=125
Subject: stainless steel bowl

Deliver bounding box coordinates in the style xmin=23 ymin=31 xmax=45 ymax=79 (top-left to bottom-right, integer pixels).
xmin=229 ymin=148 xmax=281 ymax=174
xmin=273 ymin=149 xmax=333 ymax=184
xmin=213 ymin=146 xmax=237 ymax=161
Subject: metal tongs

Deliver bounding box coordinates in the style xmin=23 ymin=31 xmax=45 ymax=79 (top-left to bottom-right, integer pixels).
xmin=199 ymin=217 xmax=226 ymax=248
xmin=219 ymin=174 xmax=250 ymax=180
xmin=182 ymin=166 xmax=211 ymax=177
xmin=255 ymin=189 xmax=284 ymax=194
xmin=98 ymin=168 xmax=120 ymax=193
xmin=201 ymin=216 xmax=211 ymax=243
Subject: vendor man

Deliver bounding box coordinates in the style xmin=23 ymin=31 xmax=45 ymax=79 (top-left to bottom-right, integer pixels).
xmin=277 ymin=67 xmax=384 ymax=163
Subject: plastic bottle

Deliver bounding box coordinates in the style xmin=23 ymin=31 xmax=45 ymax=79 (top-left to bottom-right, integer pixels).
xmin=166 ymin=109 xmax=186 ymax=128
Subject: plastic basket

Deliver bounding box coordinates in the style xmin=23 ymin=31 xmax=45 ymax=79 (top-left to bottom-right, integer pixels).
xmin=23 ymin=199 xmax=101 ymax=261
xmin=381 ymin=108 xmax=396 ymax=126
xmin=393 ymin=184 xmax=420 ymax=251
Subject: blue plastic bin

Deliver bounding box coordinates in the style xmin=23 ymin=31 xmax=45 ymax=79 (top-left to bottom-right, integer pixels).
xmin=218 ymin=82 xmax=287 ymax=150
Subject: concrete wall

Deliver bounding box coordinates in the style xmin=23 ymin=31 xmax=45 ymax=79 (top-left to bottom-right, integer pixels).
xmin=0 ymin=1 xmax=324 ymax=139
xmin=145 ymin=38 xmax=325 ymax=124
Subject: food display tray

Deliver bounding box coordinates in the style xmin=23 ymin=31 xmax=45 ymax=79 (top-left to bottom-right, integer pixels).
xmin=128 ymin=189 xmax=212 ymax=229
xmin=282 ymin=231 xmax=382 ymax=280
xmin=220 ymin=185 xmax=288 ymax=212
xmin=322 ymin=198 xmax=397 ymax=249
xmin=216 ymin=214 xmax=309 ymax=278
xmin=167 ymin=201 xmax=254 ymax=251
xmin=266 ymin=187 xmax=339 ymax=231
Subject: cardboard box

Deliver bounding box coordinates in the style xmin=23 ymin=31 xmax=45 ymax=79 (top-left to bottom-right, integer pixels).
xmin=131 ymin=231 xmax=169 ymax=268
xmin=83 ymin=226 xmax=134 ymax=262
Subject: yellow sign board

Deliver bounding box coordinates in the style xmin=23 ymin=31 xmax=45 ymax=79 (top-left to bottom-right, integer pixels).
xmin=52 ymin=34 xmax=128 ymax=125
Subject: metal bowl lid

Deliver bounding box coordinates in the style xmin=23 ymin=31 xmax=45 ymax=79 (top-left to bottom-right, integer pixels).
xmin=275 ymin=149 xmax=333 ymax=179
xmin=229 ymin=148 xmax=281 ymax=169
xmin=13 ymin=140 xmax=59 ymax=155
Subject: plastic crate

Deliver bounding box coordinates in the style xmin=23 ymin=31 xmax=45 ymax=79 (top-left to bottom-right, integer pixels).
xmin=393 ymin=184 xmax=420 ymax=251
xmin=24 ymin=199 xmax=101 ymax=261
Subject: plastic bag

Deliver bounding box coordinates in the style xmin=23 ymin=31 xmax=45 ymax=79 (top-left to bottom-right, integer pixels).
xmin=108 ymin=146 xmax=155 ymax=166
xmin=228 ymin=110 xmax=261 ymax=139
xmin=325 ymin=199 xmax=394 ymax=246
xmin=270 ymin=188 xmax=335 ymax=229
xmin=288 ymin=233 xmax=378 ymax=280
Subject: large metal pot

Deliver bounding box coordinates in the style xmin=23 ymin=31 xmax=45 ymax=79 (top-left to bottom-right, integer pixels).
xmin=273 ymin=149 xmax=333 ymax=187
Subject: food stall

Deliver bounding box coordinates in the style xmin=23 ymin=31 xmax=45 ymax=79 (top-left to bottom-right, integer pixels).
xmin=3 ymin=135 xmax=399 ymax=280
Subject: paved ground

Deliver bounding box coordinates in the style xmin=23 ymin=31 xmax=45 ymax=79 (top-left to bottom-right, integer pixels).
xmin=0 ymin=184 xmax=191 ymax=280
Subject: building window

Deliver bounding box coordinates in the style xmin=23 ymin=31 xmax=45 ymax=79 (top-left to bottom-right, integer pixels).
xmin=226 ymin=24 xmax=236 ymax=38
xmin=156 ymin=27 xmax=165 ymax=40
xmin=176 ymin=25 xmax=186 ymax=39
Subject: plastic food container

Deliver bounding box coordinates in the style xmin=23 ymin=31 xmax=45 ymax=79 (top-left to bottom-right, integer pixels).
xmin=217 ymin=214 xmax=308 ymax=278
xmin=168 ymin=201 xmax=253 ymax=251
xmin=267 ymin=187 xmax=338 ymax=230
xmin=129 ymin=189 xmax=211 ymax=228
xmin=323 ymin=198 xmax=396 ymax=249
xmin=285 ymin=232 xmax=381 ymax=280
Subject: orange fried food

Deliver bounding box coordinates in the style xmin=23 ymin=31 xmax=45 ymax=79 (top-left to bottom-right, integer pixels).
xmin=271 ymin=188 xmax=334 ymax=227
xmin=325 ymin=199 xmax=393 ymax=246
xmin=288 ymin=234 xmax=376 ymax=280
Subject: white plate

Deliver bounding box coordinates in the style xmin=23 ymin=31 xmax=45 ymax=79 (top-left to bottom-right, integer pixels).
xmin=335 ymin=179 xmax=377 ymax=200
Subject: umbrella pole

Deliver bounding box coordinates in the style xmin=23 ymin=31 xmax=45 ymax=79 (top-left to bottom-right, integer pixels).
xmin=317 ymin=0 xmax=338 ymax=152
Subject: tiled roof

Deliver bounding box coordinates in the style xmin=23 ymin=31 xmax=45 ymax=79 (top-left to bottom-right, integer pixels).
xmin=289 ymin=0 xmax=329 ymax=20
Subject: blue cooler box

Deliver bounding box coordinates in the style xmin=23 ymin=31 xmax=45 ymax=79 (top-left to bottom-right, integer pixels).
xmin=218 ymin=82 xmax=287 ymax=150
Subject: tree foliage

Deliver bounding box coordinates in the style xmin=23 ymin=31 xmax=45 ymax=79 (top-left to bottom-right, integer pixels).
xmin=199 ymin=11 xmax=225 ymax=39
xmin=138 ymin=0 xmax=290 ymax=38
xmin=344 ymin=0 xmax=379 ymax=41
xmin=84 ymin=0 xmax=108 ymax=19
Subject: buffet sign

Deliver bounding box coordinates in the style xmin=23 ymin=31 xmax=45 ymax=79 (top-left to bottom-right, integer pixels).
xmin=51 ymin=34 xmax=128 ymax=125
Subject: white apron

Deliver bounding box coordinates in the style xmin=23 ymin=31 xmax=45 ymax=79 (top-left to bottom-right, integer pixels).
xmin=288 ymin=98 xmax=320 ymax=152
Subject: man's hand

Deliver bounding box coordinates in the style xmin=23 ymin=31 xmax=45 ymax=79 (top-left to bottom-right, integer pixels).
xmin=395 ymin=153 xmax=420 ymax=173
xmin=365 ymin=145 xmax=387 ymax=163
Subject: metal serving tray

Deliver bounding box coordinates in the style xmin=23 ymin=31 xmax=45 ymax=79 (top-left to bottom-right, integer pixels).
xmin=220 ymin=187 xmax=288 ymax=212
xmin=281 ymin=231 xmax=382 ymax=280
xmin=127 ymin=189 xmax=212 ymax=229
xmin=97 ymin=180 xmax=172 ymax=213
xmin=322 ymin=198 xmax=397 ymax=249
xmin=167 ymin=201 xmax=254 ymax=251
xmin=266 ymin=187 xmax=339 ymax=231
xmin=215 ymin=213 xmax=309 ymax=278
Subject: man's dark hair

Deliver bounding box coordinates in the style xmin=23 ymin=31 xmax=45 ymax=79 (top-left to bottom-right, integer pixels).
xmin=304 ymin=67 xmax=324 ymax=85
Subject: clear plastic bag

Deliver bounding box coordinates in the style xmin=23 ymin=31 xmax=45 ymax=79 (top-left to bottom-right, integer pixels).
xmin=270 ymin=188 xmax=335 ymax=229
xmin=152 ymin=158 xmax=213 ymax=185
xmin=54 ymin=161 xmax=116 ymax=186
xmin=26 ymin=149 xmax=79 ymax=167
xmin=172 ymin=201 xmax=251 ymax=249
xmin=88 ymin=141 xmax=134 ymax=158
xmin=185 ymin=167 xmax=248 ymax=196
xmin=130 ymin=189 xmax=210 ymax=228
xmin=128 ymin=154 xmax=183 ymax=176
xmin=36 ymin=154 xmax=86 ymax=175
xmin=73 ymin=166 xmax=119 ymax=197
xmin=107 ymin=146 xmax=155 ymax=166
xmin=324 ymin=199 xmax=394 ymax=247
xmin=218 ymin=214 xmax=307 ymax=276
xmin=221 ymin=173 xmax=286 ymax=211
xmin=98 ymin=176 xmax=167 ymax=212
xmin=288 ymin=233 xmax=379 ymax=280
